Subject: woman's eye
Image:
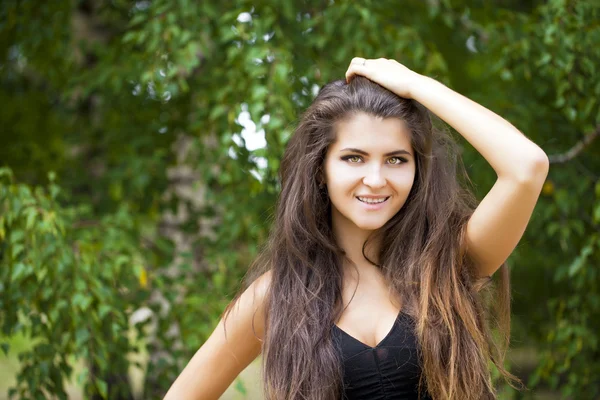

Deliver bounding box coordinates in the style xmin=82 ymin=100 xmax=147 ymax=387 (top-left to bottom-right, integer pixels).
xmin=388 ymin=157 xmax=406 ymax=165
xmin=342 ymin=155 xmax=362 ymax=163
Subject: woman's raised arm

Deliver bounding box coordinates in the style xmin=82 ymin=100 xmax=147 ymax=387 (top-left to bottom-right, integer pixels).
xmin=346 ymin=57 xmax=549 ymax=277
xmin=407 ymin=73 xmax=549 ymax=278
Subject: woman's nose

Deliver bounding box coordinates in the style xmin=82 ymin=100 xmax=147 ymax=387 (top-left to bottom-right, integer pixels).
xmin=362 ymin=167 xmax=386 ymax=188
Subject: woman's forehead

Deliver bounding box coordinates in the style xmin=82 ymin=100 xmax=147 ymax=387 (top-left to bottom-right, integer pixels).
xmin=330 ymin=113 xmax=412 ymax=151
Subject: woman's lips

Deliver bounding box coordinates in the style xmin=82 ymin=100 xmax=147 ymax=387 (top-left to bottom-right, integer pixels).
xmin=356 ymin=196 xmax=390 ymax=210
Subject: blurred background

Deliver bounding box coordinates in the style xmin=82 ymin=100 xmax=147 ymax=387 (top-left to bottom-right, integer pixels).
xmin=1 ymin=0 xmax=598 ymax=399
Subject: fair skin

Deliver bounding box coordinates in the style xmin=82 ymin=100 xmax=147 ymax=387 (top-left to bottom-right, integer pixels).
xmin=324 ymin=113 xmax=416 ymax=265
xmin=163 ymin=270 xmax=271 ymax=400
xmin=345 ymin=57 xmax=549 ymax=279
xmin=321 ymin=114 xmax=417 ymax=349
xmin=163 ymin=58 xmax=549 ymax=399
xmin=321 ymin=113 xmax=417 ymax=348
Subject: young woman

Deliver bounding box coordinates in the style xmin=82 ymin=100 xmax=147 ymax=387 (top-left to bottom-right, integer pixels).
xmin=164 ymin=57 xmax=549 ymax=400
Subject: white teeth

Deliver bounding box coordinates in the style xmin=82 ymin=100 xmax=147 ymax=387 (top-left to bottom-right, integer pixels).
xmin=357 ymin=197 xmax=388 ymax=204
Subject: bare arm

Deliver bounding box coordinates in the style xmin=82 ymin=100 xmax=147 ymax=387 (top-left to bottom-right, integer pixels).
xmin=346 ymin=57 xmax=549 ymax=278
xmin=409 ymin=76 xmax=549 ymax=277
xmin=163 ymin=270 xmax=272 ymax=400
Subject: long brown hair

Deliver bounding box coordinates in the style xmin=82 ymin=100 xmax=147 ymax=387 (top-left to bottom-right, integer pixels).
xmin=223 ymin=76 xmax=521 ymax=399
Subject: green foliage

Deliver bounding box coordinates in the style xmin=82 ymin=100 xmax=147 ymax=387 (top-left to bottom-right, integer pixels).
xmin=486 ymin=1 xmax=600 ymax=398
xmin=0 ymin=168 xmax=152 ymax=398
xmin=1 ymin=0 xmax=599 ymax=398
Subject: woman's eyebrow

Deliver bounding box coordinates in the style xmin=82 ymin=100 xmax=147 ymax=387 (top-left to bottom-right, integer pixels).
xmin=339 ymin=147 xmax=412 ymax=157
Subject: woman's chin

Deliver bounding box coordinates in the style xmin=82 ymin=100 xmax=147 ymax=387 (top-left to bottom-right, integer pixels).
xmin=352 ymin=219 xmax=388 ymax=232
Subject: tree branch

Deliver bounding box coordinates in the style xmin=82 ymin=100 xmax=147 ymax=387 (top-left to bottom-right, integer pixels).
xmin=549 ymin=125 xmax=600 ymax=164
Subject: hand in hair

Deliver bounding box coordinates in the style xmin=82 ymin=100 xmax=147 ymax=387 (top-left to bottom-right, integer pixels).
xmin=345 ymin=57 xmax=423 ymax=99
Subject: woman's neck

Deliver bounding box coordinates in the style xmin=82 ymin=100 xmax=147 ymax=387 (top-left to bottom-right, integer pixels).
xmin=331 ymin=211 xmax=381 ymax=271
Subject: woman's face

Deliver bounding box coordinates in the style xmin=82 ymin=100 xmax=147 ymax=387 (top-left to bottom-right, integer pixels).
xmin=323 ymin=112 xmax=416 ymax=233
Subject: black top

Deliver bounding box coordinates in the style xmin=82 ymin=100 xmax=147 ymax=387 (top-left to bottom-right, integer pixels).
xmin=332 ymin=311 xmax=433 ymax=400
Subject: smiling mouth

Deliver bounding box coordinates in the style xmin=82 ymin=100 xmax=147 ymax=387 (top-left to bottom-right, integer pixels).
xmin=356 ymin=196 xmax=390 ymax=204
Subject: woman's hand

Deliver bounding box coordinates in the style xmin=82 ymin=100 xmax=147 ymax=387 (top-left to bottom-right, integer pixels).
xmin=345 ymin=57 xmax=424 ymax=99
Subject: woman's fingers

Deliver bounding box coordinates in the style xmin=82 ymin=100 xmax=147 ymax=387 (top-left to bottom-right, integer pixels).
xmin=350 ymin=57 xmax=366 ymax=66
xmin=344 ymin=57 xmax=418 ymax=98
xmin=346 ymin=57 xmax=370 ymax=83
